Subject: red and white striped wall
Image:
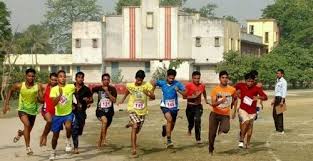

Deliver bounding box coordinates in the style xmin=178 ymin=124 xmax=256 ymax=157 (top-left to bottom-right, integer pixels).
xmin=123 ymin=7 xmax=142 ymax=59
xmin=123 ymin=6 xmax=178 ymax=60
xmin=159 ymin=7 xmax=178 ymax=59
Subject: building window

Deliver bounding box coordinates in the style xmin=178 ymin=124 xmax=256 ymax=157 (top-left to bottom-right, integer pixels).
xmin=92 ymin=39 xmax=98 ymax=48
xmin=144 ymin=62 xmax=151 ymax=73
xmin=230 ymin=38 xmax=234 ymax=50
xmin=51 ymin=65 xmax=58 ymax=73
xmin=195 ymin=37 xmax=201 ymax=47
xmin=237 ymin=40 xmax=240 ymax=51
xmin=111 ymin=62 xmax=119 ymax=75
xmin=265 ymin=32 xmax=269 ymax=43
xmin=194 ymin=66 xmax=200 ymax=72
xmin=249 ymin=25 xmax=254 ymax=35
xmin=75 ymin=39 xmax=81 ymax=48
xmin=40 ymin=66 xmax=49 ymax=72
xmin=146 ymin=12 xmax=154 ymax=29
xmin=76 ymin=66 xmax=81 ymax=72
xmin=61 ymin=66 xmax=70 ymax=73
xmin=214 ymin=37 xmax=220 ymax=47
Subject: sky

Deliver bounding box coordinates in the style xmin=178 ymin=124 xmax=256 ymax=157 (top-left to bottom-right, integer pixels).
xmin=3 ymin=0 xmax=274 ymax=32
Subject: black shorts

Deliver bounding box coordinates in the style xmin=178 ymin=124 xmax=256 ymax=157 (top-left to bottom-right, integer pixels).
xmin=18 ymin=111 xmax=36 ymax=127
xmin=161 ymin=107 xmax=179 ymax=123
xmin=96 ymin=108 xmax=114 ymax=127
xmin=72 ymin=112 xmax=87 ymax=136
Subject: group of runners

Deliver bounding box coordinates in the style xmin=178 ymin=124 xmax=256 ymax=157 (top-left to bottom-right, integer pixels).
xmin=2 ymin=67 xmax=287 ymax=159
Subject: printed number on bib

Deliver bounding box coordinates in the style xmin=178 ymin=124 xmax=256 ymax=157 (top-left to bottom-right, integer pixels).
xmin=217 ymin=97 xmax=231 ymax=109
xmin=59 ymin=96 xmax=68 ymax=106
xmin=165 ymin=99 xmax=176 ymax=109
xmin=134 ymin=100 xmax=145 ymax=109
xmin=243 ymin=96 xmax=253 ymax=106
xmin=100 ymin=98 xmax=112 ymax=109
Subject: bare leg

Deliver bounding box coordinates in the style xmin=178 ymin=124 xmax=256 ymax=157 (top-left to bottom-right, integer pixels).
xmin=40 ymin=113 xmax=52 ymax=146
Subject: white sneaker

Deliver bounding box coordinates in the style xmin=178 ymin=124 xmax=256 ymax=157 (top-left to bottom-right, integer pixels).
xmin=281 ymin=131 xmax=285 ymax=134
xmin=65 ymin=143 xmax=72 ymax=152
xmin=238 ymin=142 xmax=244 ymax=148
xmin=49 ymin=152 xmax=56 ymax=161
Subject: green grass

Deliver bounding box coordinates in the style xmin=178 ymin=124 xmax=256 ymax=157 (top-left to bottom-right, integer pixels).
xmin=80 ymin=89 xmax=313 ymax=161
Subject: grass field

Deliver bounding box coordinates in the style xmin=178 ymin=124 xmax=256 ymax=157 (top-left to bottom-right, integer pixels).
xmin=78 ymin=89 xmax=313 ymax=161
xmin=1 ymin=89 xmax=312 ymax=161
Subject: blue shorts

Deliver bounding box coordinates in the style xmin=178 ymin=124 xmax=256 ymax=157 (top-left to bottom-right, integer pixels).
xmin=161 ymin=107 xmax=179 ymax=122
xmin=51 ymin=113 xmax=74 ymax=133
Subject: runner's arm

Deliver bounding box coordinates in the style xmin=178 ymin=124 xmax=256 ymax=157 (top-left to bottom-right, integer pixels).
xmin=256 ymin=88 xmax=268 ymax=101
xmin=37 ymin=83 xmax=45 ymax=103
xmin=50 ymin=87 xmax=62 ymax=106
xmin=143 ymin=89 xmax=155 ymax=100
xmin=105 ymin=88 xmax=117 ymax=103
xmin=3 ymin=83 xmax=21 ymax=114
xmin=203 ymin=89 xmax=209 ymax=104
xmin=117 ymin=89 xmax=130 ymax=105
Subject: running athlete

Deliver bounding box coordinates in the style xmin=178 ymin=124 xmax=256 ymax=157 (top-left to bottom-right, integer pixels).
xmin=3 ymin=68 xmax=44 ymax=155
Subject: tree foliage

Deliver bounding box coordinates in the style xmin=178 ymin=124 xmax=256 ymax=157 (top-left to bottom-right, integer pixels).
xmin=15 ymin=25 xmax=52 ymax=54
xmin=0 ymin=2 xmax=11 ymax=41
xmin=44 ymin=0 xmax=103 ymax=53
xmin=223 ymin=15 xmax=238 ymax=22
xmin=115 ymin=0 xmax=188 ymax=15
xmin=115 ymin=0 xmax=140 ymax=15
xmin=262 ymin=0 xmax=313 ymax=48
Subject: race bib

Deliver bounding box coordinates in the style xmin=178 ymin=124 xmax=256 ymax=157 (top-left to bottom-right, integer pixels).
xmin=165 ymin=99 xmax=176 ymax=109
xmin=217 ymin=97 xmax=232 ymax=109
xmin=134 ymin=100 xmax=145 ymax=110
xmin=100 ymin=98 xmax=112 ymax=109
xmin=243 ymin=96 xmax=253 ymax=106
xmin=59 ymin=95 xmax=68 ymax=106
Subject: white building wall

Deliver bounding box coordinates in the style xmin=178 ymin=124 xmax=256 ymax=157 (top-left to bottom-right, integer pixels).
xmin=178 ymin=16 xmax=193 ymax=58
xmin=72 ymin=65 xmax=102 ymax=83
xmin=192 ymin=19 xmax=225 ymax=64
xmin=72 ymin=22 xmax=103 ymax=64
xmin=141 ymin=0 xmax=160 ymax=58
xmin=171 ymin=8 xmax=178 ymax=59
xmin=105 ymin=16 xmax=123 ymax=58
xmin=123 ymin=8 xmax=130 ymax=58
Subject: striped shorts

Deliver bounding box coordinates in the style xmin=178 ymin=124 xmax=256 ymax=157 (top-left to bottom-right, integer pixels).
xmin=129 ymin=112 xmax=145 ymax=133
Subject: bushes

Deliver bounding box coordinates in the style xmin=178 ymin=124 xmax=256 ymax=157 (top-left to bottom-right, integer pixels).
xmin=217 ymin=46 xmax=313 ymax=89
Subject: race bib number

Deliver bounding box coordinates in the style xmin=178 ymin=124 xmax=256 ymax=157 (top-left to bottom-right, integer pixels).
xmin=165 ymin=99 xmax=176 ymax=109
xmin=100 ymin=98 xmax=112 ymax=109
xmin=134 ymin=100 xmax=145 ymax=110
xmin=243 ymin=96 xmax=253 ymax=106
xmin=217 ymin=97 xmax=232 ymax=109
xmin=59 ymin=95 xmax=68 ymax=106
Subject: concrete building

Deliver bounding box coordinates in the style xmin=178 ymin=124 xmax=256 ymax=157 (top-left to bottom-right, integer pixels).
xmin=247 ymin=19 xmax=279 ymax=52
xmin=5 ymin=0 xmax=278 ymax=84
xmin=240 ymin=32 xmax=267 ymax=56
xmin=72 ymin=0 xmax=241 ymax=83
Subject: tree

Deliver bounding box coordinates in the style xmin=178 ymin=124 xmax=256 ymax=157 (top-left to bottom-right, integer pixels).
xmin=160 ymin=0 xmax=187 ymax=6
xmin=0 ymin=33 xmax=24 ymax=101
xmin=152 ymin=59 xmax=185 ymax=80
xmin=44 ymin=0 xmax=103 ymax=53
xmin=0 ymin=2 xmax=11 ymax=41
xmin=223 ymin=15 xmax=238 ymax=22
xmin=262 ymin=0 xmax=313 ymax=47
xmin=199 ymin=3 xmax=217 ymax=18
xmin=15 ymin=25 xmax=53 ymax=67
xmin=115 ymin=0 xmax=189 ymax=15
xmin=115 ymin=0 xmax=141 ymax=15
xmin=216 ymin=51 xmax=260 ymax=83
xmin=182 ymin=3 xmax=217 ymax=18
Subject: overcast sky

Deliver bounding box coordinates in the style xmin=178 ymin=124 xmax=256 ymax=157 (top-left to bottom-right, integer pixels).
xmin=3 ymin=0 xmax=274 ymax=31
